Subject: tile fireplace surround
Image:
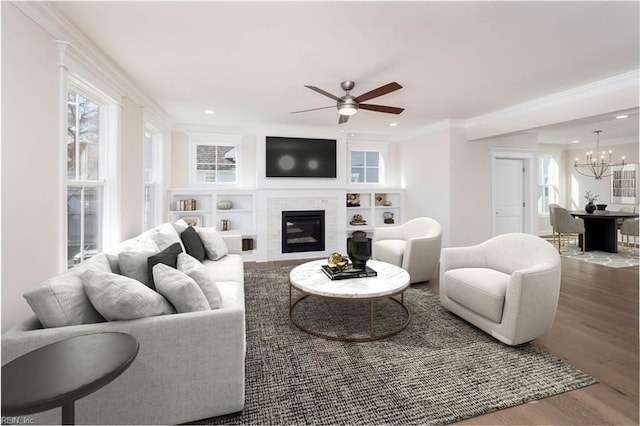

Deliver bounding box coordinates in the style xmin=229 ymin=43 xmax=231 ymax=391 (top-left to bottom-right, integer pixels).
xmin=260 ymin=190 xmax=345 ymax=262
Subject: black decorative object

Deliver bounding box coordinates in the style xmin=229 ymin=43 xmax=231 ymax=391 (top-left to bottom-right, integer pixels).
xmin=596 ymin=204 xmax=608 ymax=211
xmin=347 ymin=231 xmax=371 ymax=270
xmin=585 ymin=202 xmax=596 ymax=213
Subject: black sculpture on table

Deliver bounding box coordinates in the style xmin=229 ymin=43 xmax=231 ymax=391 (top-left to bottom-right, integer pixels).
xmin=347 ymin=231 xmax=372 ymax=270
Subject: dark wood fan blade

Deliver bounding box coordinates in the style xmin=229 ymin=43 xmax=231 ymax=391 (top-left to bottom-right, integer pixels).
xmin=338 ymin=114 xmax=349 ymax=124
xmin=354 ymin=82 xmax=402 ymax=103
xmin=359 ymin=104 xmax=405 ymax=114
xmin=305 ymin=85 xmax=341 ymax=101
xmin=290 ymin=106 xmax=335 ymax=114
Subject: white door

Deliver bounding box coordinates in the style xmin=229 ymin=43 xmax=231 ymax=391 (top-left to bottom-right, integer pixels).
xmin=493 ymin=158 xmax=524 ymax=235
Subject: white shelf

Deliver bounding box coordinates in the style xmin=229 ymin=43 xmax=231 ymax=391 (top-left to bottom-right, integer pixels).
xmin=344 ymin=190 xmax=403 ymax=239
xmin=168 ymin=189 xmax=257 ymax=258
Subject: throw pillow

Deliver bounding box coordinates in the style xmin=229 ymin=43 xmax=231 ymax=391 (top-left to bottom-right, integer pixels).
xmin=152 ymin=264 xmax=210 ymax=313
xmin=149 ymin=223 xmax=184 ymax=251
xmin=172 ymin=218 xmax=189 ymax=234
xmin=196 ymin=227 xmax=228 ymax=260
xmin=176 ymin=253 xmax=223 ymax=309
xmin=82 ymin=269 xmax=175 ymax=321
xmin=22 ymin=254 xmax=112 ymax=328
xmin=180 ymin=226 xmax=206 ymax=261
xmin=118 ymin=250 xmax=158 ymax=288
xmin=177 ymin=252 xmax=203 ymax=274
xmin=147 ymin=242 xmax=183 ymax=289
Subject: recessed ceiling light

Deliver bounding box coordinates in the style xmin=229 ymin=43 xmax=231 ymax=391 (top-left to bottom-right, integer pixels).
xmin=204 ymin=110 xmax=215 ymax=115
xmin=616 ymin=114 xmax=628 ymax=119
xmin=389 ymin=122 xmax=398 ymax=127
xmin=571 ymin=140 xmax=579 ymax=144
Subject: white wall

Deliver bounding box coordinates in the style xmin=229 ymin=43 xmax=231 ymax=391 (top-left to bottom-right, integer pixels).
xmin=1 ymin=6 xmax=160 ymax=331
xmin=399 ymin=127 xmax=452 ymax=247
xmin=1 ymin=3 xmax=62 ymax=332
xmin=170 ymin=129 xmax=402 ymax=191
xmin=119 ymin=96 xmax=144 ymax=240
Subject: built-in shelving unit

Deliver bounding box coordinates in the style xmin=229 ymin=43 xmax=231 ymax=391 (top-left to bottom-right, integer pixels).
xmin=345 ymin=190 xmax=403 ymax=238
xmin=168 ymin=188 xmax=403 ymax=261
xmin=168 ymin=189 xmax=258 ymax=259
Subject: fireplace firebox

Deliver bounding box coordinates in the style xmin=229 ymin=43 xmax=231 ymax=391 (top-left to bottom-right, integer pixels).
xmin=282 ymin=210 xmax=325 ymax=253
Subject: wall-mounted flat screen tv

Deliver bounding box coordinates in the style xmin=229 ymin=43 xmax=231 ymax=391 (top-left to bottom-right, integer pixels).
xmin=265 ymin=136 xmax=337 ymax=178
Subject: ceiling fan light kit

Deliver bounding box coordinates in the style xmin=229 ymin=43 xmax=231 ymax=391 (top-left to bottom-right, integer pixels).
xmin=293 ymin=80 xmax=405 ymax=124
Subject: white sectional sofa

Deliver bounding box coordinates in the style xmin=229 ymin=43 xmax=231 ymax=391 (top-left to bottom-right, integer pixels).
xmin=1 ymin=222 xmax=246 ymax=425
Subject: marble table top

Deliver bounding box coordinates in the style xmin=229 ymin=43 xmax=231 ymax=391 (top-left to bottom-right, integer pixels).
xmin=289 ymin=259 xmax=410 ymax=299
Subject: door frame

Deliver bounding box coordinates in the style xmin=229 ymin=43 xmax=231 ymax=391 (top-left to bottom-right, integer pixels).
xmin=491 ymin=148 xmax=537 ymax=236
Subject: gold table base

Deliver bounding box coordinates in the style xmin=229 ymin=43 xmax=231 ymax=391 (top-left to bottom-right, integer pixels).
xmin=289 ymin=284 xmax=411 ymax=342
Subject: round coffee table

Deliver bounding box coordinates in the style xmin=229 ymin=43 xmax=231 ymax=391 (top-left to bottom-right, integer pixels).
xmin=289 ymin=259 xmax=411 ymax=342
xmin=1 ymin=332 xmax=139 ymax=425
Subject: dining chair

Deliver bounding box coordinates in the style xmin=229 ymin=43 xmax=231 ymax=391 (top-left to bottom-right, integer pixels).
xmin=620 ymin=218 xmax=639 ymax=254
xmin=548 ymin=203 xmax=559 ymax=244
xmin=553 ymin=206 xmax=585 ymax=254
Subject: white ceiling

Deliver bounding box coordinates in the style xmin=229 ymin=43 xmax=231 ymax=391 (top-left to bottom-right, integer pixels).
xmin=51 ymin=1 xmax=639 ymax=143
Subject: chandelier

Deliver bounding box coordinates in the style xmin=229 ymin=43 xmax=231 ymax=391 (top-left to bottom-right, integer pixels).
xmin=573 ymin=130 xmax=626 ymax=180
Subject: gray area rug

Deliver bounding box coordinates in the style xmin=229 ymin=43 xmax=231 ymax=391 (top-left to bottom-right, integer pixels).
xmin=205 ymin=266 xmax=597 ymax=425
xmin=543 ymin=237 xmax=639 ymax=268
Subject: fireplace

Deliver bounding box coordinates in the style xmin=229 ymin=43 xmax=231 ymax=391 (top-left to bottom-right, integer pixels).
xmin=282 ymin=210 xmax=325 ymax=253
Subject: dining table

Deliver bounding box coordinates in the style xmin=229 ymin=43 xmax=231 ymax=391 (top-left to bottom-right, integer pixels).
xmin=569 ymin=210 xmax=639 ymax=253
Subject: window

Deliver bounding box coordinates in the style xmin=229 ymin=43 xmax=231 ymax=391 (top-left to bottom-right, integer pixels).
xmin=189 ymin=134 xmax=241 ymax=185
xmin=350 ymin=150 xmax=383 ymax=184
xmin=67 ymin=89 xmax=105 ymax=267
xmin=143 ymin=128 xmax=162 ymax=230
xmin=538 ymin=155 xmax=559 ymax=214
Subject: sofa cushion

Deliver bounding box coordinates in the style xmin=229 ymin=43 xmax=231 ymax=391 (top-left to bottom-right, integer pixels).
xmin=81 ymin=269 xmax=175 ymax=321
xmin=118 ymin=250 xmax=158 ymax=288
xmin=373 ymin=239 xmax=406 ymax=266
xmin=22 ymin=254 xmax=112 ymax=328
xmin=152 ymin=264 xmax=210 ymax=313
xmin=147 ymin=242 xmax=183 ymax=289
xmin=180 ymin=226 xmax=206 ymax=261
xmin=197 ymin=227 xmax=228 ymax=261
xmin=177 ymin=253 xmax=223 ymax=309
xmin=201 ymin=254 xmax=244 ymax=285
xmin=443 ymin=268 xmax=510 ymax=323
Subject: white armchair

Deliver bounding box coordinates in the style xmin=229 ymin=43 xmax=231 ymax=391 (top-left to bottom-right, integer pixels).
xmin=372 ymin=217 xmax=442 ymax=284
xmin=439 ymin=233 xmax=561 ymax=346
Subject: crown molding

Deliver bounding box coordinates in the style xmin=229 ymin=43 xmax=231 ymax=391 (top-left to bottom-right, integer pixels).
xmin=13 ymin=1 xmax=173 ymax=130
xmin=467 ymin=70 xmax=640 ymax=131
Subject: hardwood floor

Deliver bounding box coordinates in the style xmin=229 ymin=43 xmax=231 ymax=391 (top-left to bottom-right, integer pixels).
xmin=244 ymin=256 xmax=639 ymax=425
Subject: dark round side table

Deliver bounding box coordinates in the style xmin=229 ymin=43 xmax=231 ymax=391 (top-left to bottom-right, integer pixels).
xmin=2 ymin=332 xmax=139 ymax=425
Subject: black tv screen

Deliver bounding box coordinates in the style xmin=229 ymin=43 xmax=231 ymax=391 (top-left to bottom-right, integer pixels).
xmin=265 ymin=136 xmax=337 ymax=178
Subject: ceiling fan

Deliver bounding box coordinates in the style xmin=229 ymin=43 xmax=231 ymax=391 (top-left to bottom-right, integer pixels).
xmin=291 ymin=81 xmax=404 ymax=124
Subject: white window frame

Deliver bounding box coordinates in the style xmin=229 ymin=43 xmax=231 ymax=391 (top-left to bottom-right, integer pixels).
xmin=188 ymin=133 xmax=242 ymax=186
xmin=538 ymin=154 xmax=560 ymax=215
xmin=66 ymin=79 xmax=118 ymax=267
xmin=143 ymin=125 xmax=163 ymax=230
xmin=348 ymin=143 xmax=387 ymax=185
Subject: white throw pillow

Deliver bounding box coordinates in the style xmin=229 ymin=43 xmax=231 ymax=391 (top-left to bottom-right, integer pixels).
xmin=196 ymin=227 xmax=228 ymax=260
xmin=81 ymin=269 xmax=175 ymax=321
xmin=177 ymin=253 xmax=223 ymax=309
xmin=172 ymin=218 xmax=189 ymax=234
xmin=22 ymin=254 xmax=112 ymax=328
xmin=118 ymin=250 xmax=158 ymax=287
xmin=152 ymin=264 xmax=210 ymax=313
xmin=149 ymin=223 xmax=185 ymax=251
xmin=177 ymin=252 xmax=203 ymax=274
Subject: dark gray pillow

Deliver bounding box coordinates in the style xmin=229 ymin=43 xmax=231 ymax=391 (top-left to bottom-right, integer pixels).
xmin=180 ymin=226 xmax=206 ymax=261
xmin=147 ymin=242 xmax=183 ymax=289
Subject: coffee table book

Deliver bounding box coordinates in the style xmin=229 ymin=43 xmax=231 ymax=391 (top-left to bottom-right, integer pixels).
xmin=321 ymin=264 xmax=377 ymax=280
